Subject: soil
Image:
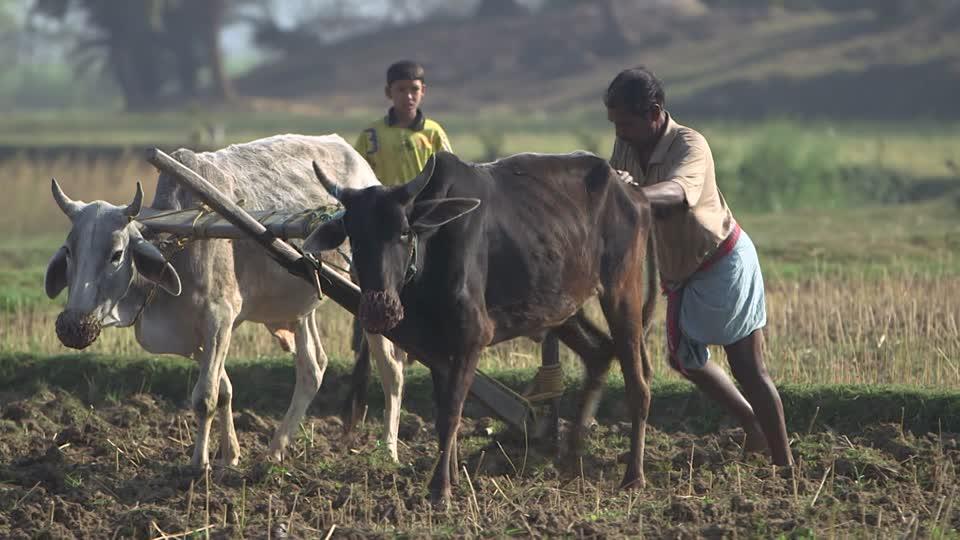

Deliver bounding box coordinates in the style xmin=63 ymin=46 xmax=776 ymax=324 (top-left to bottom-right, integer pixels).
xmin=1 ymin=386 xmax=958 ymax=538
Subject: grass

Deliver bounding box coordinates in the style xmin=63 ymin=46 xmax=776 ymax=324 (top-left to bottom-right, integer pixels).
xmin=2 ymin=351 xmax=960 ymax=436
xmin=2 ymin=145 xmax=960 ymax=388
xmin=4 ymin=256 xmax=959 ymax=388
xmin=1 ymin=109 xmax=959 ymax=178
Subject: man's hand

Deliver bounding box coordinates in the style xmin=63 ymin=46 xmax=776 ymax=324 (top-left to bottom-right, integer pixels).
xmin=614 ymin=169 xmax=639 ymax=187
xmin=614 ymin=169 xmax=687 ymax=218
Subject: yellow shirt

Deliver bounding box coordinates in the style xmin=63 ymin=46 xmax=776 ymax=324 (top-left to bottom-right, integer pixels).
xmin=354 ymin=108 xmax=452 ymax=186
xmin=610 ymin=113 xmax=736 ymax=283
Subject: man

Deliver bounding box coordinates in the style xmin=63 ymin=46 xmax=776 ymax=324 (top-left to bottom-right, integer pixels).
xmin=606 ymin=66 xmax=792 ymax=466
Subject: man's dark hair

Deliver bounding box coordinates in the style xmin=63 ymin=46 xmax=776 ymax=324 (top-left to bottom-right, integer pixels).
xmin=387 ymin=61 xmax=426 ymax=85
xmin=603 ymin=66 xmax=665 ymax=113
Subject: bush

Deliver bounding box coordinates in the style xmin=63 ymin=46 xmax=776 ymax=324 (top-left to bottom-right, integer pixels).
xmin=714 ymin=123 xmax=903 ymax=212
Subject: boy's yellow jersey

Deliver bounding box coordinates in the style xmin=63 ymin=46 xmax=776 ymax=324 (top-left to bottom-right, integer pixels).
xmin=354 ymin=109 xmax=452 ymax=186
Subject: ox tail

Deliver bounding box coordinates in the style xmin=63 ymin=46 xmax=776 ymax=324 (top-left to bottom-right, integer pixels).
xmin=641 ymin=232 xmax=658 ymax=338
xmin=341 ymin=318 xmax=370 ymax=434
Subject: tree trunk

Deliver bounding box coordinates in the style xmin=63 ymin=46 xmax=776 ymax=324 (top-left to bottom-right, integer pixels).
xmin=594 ymin=0 xmax=630 ymax=57
xmin=203 ymin=0 xmax=233 ymax=101
xmin=475 ymin=0 xmax=528 ymax=18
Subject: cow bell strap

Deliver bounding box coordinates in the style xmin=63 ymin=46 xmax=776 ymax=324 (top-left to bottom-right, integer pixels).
xmin=402 ymin=231 xmax=419 ymax=285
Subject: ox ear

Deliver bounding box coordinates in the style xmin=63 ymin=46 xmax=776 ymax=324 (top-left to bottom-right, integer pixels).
xmin=130 ymin=238 xmax=182 ymax=296
xmin=45 ymin=246 xmax=69 ymax=299
xmin=303 ymin=217 xmax=347 ymax=253
xmin=410 ymin=197 xmax=480 ymax=232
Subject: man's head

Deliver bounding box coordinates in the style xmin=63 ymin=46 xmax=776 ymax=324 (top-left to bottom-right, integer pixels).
xmin=604 ymin=66 xmax=666 ymax=149
xmin=385 ymin=61 xmax=426 ymax=119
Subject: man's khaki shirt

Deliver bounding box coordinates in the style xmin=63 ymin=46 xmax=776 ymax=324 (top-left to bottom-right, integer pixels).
xmin=610 ymin=113 xmax=736 ymax=283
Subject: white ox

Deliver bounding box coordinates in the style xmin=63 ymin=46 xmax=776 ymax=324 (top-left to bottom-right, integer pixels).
xmin=44 ymin=134 xmax=405 ymax=467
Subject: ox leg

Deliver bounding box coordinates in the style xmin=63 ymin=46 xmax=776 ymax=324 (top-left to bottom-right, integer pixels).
xmin=191 ymin=318 xmax=233 ymax=469
xmin=367 ymin=332 xmax=403 ymax=462
xmin=428 ymin=349 xmax=482 ymax=505
xmin=600 ymin=292 xmax=652 ymax=490
xmin=217 ymin=370 xmax=241 ymax=466
xmin=557 ymin=312 xmax=615 ymax=458
xmin=269 ymin=312 xmax=328 ymax=460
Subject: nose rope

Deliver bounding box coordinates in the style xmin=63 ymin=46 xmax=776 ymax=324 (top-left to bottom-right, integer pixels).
xmin=128 ymin=234 xmax=192 ymax=326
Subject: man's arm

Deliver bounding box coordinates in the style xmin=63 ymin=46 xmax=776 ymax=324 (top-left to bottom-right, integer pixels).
xmin=642 ymin=181 xmax=686 ymax=208
xmin=614 ymin=169 xmax=686 ymax=209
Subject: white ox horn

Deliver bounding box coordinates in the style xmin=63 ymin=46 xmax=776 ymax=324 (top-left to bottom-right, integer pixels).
xmin=312 ymin=161 xmax=343 ymax=201
xmin=51 ymin=178 xmax=84 ymax=219
xmin=124 ymin=181 xmax=144 ymax=218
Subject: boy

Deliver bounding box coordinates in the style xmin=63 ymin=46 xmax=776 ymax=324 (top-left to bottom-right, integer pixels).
xmin=347 ymin=61 xmax=451 ymax=403
xmin=354 ymin=60 xmax=452 ymax=186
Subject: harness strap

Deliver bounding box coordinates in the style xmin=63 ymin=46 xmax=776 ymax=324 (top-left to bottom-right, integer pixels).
xmin=402 ymin=231 xmax=419 ymax=285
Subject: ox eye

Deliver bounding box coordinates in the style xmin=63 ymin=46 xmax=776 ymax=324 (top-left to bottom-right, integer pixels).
xmin=399 ymin=230 xmax=411 ymax=242
xmin=64 ymin=246 xmax=71 ymax=258
xmin=110 ymin=249 xmax=123 ymax=264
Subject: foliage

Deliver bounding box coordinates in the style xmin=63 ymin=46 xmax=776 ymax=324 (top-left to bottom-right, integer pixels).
xmin=30 ymin=0 xmax=232 ymax=110
xmin=698 ymin=0 xmax=949 ymax=18
xmin=712 ymin=123 xmax=906 ymax=212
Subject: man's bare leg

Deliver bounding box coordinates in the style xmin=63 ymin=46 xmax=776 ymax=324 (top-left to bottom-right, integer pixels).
xmin=682 ymin=361 xmax=767 ymax=454
xmin=723 ymin=329 xmax=792 ymax=466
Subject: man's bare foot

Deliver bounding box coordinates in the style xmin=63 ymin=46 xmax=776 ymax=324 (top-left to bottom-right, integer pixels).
xmin=742 ymin=425 xmax=769 ymax=456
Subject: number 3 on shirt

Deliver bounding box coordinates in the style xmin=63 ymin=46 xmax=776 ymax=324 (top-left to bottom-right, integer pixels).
xmin=363 ymin=128 xmax=379 ymax=155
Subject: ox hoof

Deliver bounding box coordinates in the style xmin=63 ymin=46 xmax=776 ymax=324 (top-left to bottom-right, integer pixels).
xmin=742 ymin=428 xmax=769 ymax=457
xmin=185 ymin=462 xmax=210 ymax=478
xmin=429 ymin=488 xmax=452 ymax=509
xmin=619 ymin=472 xmax=646 ymax=491
xmin=218 ymin=456 xmax=241 ymax=468
xmin=266 ymin=440 xmax=287 ymax=462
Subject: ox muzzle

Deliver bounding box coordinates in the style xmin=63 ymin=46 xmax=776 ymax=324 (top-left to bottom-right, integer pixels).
xmin=358 ymin=290 xmax=404 ymax=335
xmin=55 ymin=309 xmax=102 ymax=350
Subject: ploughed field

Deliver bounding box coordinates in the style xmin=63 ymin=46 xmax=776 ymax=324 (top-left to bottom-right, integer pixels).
xmin=2 ymin=384 xmax=958 ymax=538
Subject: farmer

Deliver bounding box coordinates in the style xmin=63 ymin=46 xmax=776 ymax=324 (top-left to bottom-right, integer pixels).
xmin=606 ymin=66 xmax=793 ymax=466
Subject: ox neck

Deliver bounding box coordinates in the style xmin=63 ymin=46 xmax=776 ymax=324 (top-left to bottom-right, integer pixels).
xmin=114 ymin=274 xmax=156 ymax=328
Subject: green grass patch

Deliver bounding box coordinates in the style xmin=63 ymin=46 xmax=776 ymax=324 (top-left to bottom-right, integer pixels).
xmin=3 ymin=352 xmax=959 ymax=436
xmin=1 ymin=109 xmax=958 ymax=178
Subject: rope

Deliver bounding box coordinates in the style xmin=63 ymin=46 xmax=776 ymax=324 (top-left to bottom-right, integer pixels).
xmin=137 ymin=203 xmax=345 ymax=240
xmin=523 ymin=363 xmax=565 ymax=402
xmin=128 ymin=233 xmax=192 ymax=326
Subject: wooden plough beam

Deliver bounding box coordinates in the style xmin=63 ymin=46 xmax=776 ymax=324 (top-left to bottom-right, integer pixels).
xmin=145 ymin=148 xmax=537 ymax=431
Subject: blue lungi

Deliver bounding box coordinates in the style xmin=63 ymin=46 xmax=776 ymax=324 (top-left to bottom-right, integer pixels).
xmin=664 ymin=224 xmax=767 ymax=373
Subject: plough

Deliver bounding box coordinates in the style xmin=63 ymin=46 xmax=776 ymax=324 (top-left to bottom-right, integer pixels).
xmin=143 ymin=148 xmax=564 ymax=435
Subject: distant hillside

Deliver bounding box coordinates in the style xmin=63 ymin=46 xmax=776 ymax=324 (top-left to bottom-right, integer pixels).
xmin=239 ymin=3 xmax=960 ymax=120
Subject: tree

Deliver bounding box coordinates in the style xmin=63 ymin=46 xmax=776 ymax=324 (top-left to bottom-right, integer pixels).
xmin=31 ymin=0 xmax=233 ymax=110
xmin=474 ymin=0 xmax=529 ymax=17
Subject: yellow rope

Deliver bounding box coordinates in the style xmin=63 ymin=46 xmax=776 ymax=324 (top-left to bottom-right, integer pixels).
xmin=136 ymin=203 xmax=344 ymax=240
xmin=523 ymin=364 xmax=565 ymax=402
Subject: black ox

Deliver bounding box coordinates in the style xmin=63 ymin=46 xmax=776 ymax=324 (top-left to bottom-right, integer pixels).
xmin=304 ymin=151 xmax=656 ymax=503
